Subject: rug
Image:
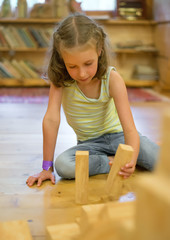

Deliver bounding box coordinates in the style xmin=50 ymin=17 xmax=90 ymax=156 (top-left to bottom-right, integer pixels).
xmin=0 ymin=87 xmax=167 ymax=103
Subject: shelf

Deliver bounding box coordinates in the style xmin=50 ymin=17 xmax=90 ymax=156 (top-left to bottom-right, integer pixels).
xmin=0 ymin=18 xmax=157 ymax=25
xmin=0 ymin=78 xmax=158 ymax=88
xmin=114 ymin=48 xmax=158 ymax=54
xmin=0 ymin=78 xmax=49 ymax=87
xmin=0 ymin=18 xmax=61 ymax=24
xmin=125 ymin=80 xmax=158 ymax=87
xmin=0 ymin=48 xmax=48 ymax=52
xmin=1 ymin=48 xmax=158 ymax=54
xmin=98 ymin=19 xmax=157 ymax=25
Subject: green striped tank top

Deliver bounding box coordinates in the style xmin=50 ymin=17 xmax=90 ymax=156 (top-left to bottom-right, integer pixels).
xmin=62 ymin=66 xmax=123 ymax=141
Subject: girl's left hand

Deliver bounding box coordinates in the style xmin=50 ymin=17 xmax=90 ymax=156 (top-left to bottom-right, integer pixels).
xmin=118 ymin=161 xmax=136 ymax=179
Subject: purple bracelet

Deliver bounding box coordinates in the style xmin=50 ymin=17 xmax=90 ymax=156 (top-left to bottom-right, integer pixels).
xmin=42 ymin=160 xmax=53 ymax=171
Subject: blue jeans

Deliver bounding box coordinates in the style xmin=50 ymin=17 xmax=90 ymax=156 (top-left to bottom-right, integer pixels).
xmin=54 ymin=132 xmax=160 ymax=179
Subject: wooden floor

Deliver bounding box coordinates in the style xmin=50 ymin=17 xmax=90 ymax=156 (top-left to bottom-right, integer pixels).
xmin=0 ymin=92 xmax=170 ymax=239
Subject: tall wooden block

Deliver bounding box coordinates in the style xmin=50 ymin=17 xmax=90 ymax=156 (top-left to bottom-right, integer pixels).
xmin=135 ymin=174 xmax=170 ymax=240
xmin=118 ymin=218 xmax=135 ymax=240
xmin=99 ymin=201 xmax=135 ymax=223
xmin=105 ymin=144 xmax=134 ymax=197
xmin=46 ymin=223 xmax=80 ymax=240
xmin=78 ymin=204 xmax=105 ymax=233
xmin=75 ymin=151 xmax=89 ymax=204
xmin=0 ymin=220 xmax=32 ymax=240
xmin=156 ymin=110 xmax=170 ymax=177
xmin=77 ymin=201 xmax=135 ymax=240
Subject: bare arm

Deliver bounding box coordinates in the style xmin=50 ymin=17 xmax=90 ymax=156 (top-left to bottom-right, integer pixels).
xmin=109 ymin=70 xmax=140 ymax=178
xmin=26 ymin=83 xmax=63 ymax=186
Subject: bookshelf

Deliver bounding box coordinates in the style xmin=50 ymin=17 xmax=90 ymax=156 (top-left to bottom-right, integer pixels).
xmin=0 ymin=18 xmax=158 ymax=87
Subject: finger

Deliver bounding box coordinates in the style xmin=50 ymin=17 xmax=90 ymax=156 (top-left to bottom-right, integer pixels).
xmin=119 ymin=171 xmax=131 ymax=178
xmin=27 ymin=177 xmax=37 ymax=187
xmin=124 ymin=161 xmax=134 ymax=168
xmin=120 ymin=167 xmax=134 ymax=174
xmin=37 ymin=178 xmax=42 ymax=187
xmin=50 ymin=174 xmax=55 ymax=184
xmin=109 ymin=161 xmax=112 ymax=167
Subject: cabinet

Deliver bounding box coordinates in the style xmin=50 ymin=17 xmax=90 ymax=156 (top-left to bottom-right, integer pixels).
xmin=0 ymin=18 xmax=158 ymax=87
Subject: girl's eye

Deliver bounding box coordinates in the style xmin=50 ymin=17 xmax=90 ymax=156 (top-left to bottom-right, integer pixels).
xmin=69 ymin=66 xmax=76 ymax=69
xmin=85 ymin=62 xmax=92 ymax=66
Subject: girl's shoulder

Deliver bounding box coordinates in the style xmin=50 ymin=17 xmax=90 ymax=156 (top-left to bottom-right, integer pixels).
xmin=103 ymin=66 xmax=116 ymax=81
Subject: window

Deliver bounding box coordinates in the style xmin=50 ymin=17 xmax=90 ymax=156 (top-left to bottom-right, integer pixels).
xmin=77 ymin=0 xmax=116 ymax=11
xmin=0 ymin=0 xmax=45 ymax=10
xmin=0 ymin=0 xmax=116 ymax=14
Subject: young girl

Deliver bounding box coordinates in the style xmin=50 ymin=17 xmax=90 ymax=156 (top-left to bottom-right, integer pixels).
xmin=26 ymin=13 xmax=159 ymax=187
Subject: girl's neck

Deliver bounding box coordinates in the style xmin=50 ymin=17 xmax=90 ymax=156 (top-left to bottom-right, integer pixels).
xmin=77 ymin=78 xmax=101 ymax=99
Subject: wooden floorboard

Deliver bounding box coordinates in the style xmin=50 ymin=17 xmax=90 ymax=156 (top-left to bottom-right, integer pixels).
xmin=0 ymin=98 xmax=170 ymax=239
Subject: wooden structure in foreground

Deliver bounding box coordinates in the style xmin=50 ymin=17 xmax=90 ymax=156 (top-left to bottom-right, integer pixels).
xmin=46 ymin=110 xmax=170 ymax=240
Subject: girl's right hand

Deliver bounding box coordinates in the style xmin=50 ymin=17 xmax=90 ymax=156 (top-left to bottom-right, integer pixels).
xmin=26 ymin=170 xmax=55 ymax=187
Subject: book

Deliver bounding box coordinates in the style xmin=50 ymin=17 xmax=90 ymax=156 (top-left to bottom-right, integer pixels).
xmin=0 ymin=62 xmax=13 ymax=78
xmin=1 ymin=27 xmax=17 ymax=48
xmin=9 ymin=27 xmax=27 ymax=48
xmin=11 ymin=59 xmax=30 ymax=78
xmin=38 ymin=29 xmax=49 ymax=46
xmin=25 ymin=60 xmax=41 ymax=75
xmin=0 ymin=27 xmax=10 ymax=47
xmin=2 ymin=59 xmax=22 ymax=78
xmin=19 ymin=60 xmax=39 ymax=78
xmin=16 ymin=28 xmax=34 ymax=48
xmin=28 ymin=27 xmax=47 ymax=48
xmin=21 ymin=27 xmax=38 ymax=48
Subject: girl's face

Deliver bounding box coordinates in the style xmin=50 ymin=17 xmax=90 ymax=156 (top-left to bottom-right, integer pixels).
xmin=60 ymin=44 xmax=99 ymax=86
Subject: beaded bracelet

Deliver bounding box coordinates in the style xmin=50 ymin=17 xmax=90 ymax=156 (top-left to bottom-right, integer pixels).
xmin=42 ymin=160 xmax=53 ymax=171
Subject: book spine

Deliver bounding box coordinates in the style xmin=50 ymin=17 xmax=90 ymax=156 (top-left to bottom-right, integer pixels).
xmin=9 ymin=27 xmax=27 ymax=48
xmin=28 ymin=28 xmax=47 ymax=48
xmin=17 ymin=28 xmax=33 ymax=48
xmin=0 ymin=27 xmax=9 ymax=47
xmin=2 ymin=59 xmax=22 ymax=78
xmin=0 ymin=62 xmax=13 ymax=78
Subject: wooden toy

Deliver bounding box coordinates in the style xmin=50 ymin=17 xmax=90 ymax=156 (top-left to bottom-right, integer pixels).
xmin=0 ymin=220 xmax=32 ymax=240
xmin=75 ymin=151 xmax=89 ymax=204
xmin=105 ymin=144 xmax=134 ymax=198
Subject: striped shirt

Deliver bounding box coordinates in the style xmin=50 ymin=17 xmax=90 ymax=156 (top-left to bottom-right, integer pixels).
xmin=62 ymin=66 xmax=122 ymax=141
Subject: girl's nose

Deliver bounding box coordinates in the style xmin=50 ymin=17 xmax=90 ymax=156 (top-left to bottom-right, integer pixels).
xmin=79 ymin=68 xmax=86 ymax=78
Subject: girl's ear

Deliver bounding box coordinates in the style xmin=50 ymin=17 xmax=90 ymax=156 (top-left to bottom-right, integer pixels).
xmin=98 ymin=49 xmax=102 ymax=57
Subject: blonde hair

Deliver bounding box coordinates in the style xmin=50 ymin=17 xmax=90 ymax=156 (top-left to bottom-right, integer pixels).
xmin=47 ymin=13 xmax=111 ymax=87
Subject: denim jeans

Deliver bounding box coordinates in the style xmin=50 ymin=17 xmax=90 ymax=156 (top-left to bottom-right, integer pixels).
xmin=54 ymin=132 xmax=160 ymax=179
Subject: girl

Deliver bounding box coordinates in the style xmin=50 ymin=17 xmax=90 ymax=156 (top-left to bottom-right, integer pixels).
xmin=26 ymin=13 xmax=159 ymax=187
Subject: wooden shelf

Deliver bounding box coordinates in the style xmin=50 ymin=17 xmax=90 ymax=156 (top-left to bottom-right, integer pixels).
xmin=0 ymin=18 xmax=157 ymax=25
xmin=0 ymin=78 xmax=158 ymax=88
xmin=98 ymin=19 xmax=157 ymax=25
xmin=114 ymin=48 xmax=158 ymax=54
xmin=0 ymin=48 xmax=48 ymax=52
xmin=1 ymin=48 xmax=157 ymax=54
xmin=0 ymin=18 xmax=61 ymax=24
xmin=125 ymin=80 xmax=158 ymax=87
xmin=0 ymin=78 xmax=49 ymax=87
xmin=0 ymin=17 xmax=158 ymax=88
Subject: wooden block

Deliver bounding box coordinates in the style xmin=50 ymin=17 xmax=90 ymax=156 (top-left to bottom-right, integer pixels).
xmin=46 ymin=223 xmax=80 ymax=240
xmin=156 ymin=110 xmax=170 ymax=177
xmin=99 ymin=201 xmax=135 ymax=223
xmin=105 ymin=144 xmax=134 ymax=197
xmin=135 ymin=174 xmax=170 ymax=240
xmin=0 ymin=220 xmax=32 ymax=240
xmin=78 ymin=203 xmax=105 ymax=233
xmin=77 ymin=201 xmax=135 ymax=240
xmin=118 ymin=218 xmax=135 ymax=240
xmin=75 ymin=151 xmax=89 ymax=204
